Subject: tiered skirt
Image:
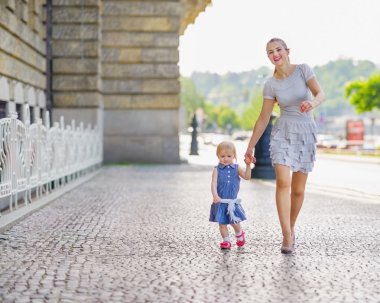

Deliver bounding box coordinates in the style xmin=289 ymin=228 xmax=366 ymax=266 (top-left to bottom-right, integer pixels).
xmin=269 ymin=117 xmax=318 ymax=173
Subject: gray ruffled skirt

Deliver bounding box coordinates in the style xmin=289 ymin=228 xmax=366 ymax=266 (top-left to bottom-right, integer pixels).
xmin=269 ymin=116 xmax=317 ymax=173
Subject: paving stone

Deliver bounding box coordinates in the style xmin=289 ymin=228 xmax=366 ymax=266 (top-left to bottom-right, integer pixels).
xmin=0 ymin=165 xmax=379 ymax=302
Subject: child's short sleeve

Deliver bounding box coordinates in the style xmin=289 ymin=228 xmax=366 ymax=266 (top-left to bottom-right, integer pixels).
xmin=301 ymin=64 xmax=315 ymax=81
xmin=263 ymin=80 xmax=275 ymax=100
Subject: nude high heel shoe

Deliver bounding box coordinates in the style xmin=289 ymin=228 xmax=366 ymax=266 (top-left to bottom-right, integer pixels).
xmin=281 ymin=236 xmax=294 ymax=254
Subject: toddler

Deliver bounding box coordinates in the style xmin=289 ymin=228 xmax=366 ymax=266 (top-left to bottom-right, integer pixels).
xmin=209 ymin=141 xmax=252 ymax=249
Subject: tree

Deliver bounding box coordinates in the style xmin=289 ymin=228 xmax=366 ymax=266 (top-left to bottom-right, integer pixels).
xmin=216 ymin=104 xmax=240 ymax=130
xmin=241 ymin=91 xmax=262 ymax=130
xmin=240 ymin=90 xmax=280 ymax=130
xmin=203 ymin=103 xmax=240 ymax=132
xmin=345 ymin=73 xmax=380 ymax=113
xmin=180 ymin=77 xmax=205 ymax=121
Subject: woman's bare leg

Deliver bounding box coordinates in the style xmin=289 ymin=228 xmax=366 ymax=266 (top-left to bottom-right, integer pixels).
xmin=274 ymin=164 xmax=292 ymax=247
xmin=290 ymin=171 xmax=308 ymax=233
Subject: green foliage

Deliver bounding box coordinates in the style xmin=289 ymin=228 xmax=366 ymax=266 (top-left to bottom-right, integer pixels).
xmin=203 ymin=102 xmax=240 ymax=130
xmin=314 ymin=59 xmax=379 ymax=116
xmin=240 ymin=91 xmax=280 ymax=130
xmin=203 ymin=102 xmax=218 ymax=129
xmin=180 ymin=77 xmax=205 ymax=121
xmin=241 ymin=91 xmax=263 ymax=130
xmin=216 ymin=105 xmax=240 ymax=129
xmin=345 ymin=73 xmax=380 ymax=113
xmin=181 ymin=59 xmax=380 ymax=132
xmin=189 ymin=59 xmax=380 ymax=118
xmin=191 ymin=67 xmax=272 ymax=110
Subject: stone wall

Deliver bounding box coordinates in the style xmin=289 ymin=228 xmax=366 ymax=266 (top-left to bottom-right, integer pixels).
xmin=0 ymin=0 xmax=47 ymax=121
xmin=0 ymin=0 xmax=211 ymax=163
xmin=51 ymin=0 xmax=102 ymax=109
xmin=100 ymin=0 xmax=211 ymax=163
xmin=101 ymin=0 xmax=182 ymax=163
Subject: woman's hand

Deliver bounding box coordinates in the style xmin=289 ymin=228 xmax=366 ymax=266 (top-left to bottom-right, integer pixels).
xmin=244 ymin=155 xmax=255 ymax=165
xmin=300 ymin=100 xmax=315 ymax=113
xmin=244 ymin=149 xmax=256 ymax=164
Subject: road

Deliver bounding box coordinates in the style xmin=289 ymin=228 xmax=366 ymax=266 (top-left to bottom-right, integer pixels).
xmin=180 ymin=134 xmax=380 ymax=200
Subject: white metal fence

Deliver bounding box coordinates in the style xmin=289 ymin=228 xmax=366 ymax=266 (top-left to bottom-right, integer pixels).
xmin=0 ymin=108 xmax=102 ymax=215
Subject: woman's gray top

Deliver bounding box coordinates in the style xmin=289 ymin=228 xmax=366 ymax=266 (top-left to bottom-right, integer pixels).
xmin=262 ymin=64 xmax=318 ymax=173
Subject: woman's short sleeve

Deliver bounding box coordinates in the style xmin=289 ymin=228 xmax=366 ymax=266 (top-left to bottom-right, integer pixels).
xmin=263 ymin=81 xmax=275 ymax=100
xmin=301 ymin=64 xmax=315 ymax=81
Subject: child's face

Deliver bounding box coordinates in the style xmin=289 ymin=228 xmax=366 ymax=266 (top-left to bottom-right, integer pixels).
xmin=217 ymin=149 xmax=235 ymax=165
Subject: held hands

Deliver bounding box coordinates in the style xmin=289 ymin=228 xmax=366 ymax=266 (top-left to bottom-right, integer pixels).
xmin=244 ymin=155 xmax=253 ymax=166
xmin=300 ymin=100 xmax=315 ymax=113
xmin=244 ymin=149 xmax=256 ymax=164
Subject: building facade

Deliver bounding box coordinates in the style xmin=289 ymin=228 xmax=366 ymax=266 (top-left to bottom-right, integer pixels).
xmin=0 ymin=0 xmax=211 ymax=163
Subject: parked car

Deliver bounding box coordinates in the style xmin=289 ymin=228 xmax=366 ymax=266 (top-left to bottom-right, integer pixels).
xmin=232 ymin=131 xmax=251 ymax=141
xmin=316 ymin=134 xmax=347 ymax=149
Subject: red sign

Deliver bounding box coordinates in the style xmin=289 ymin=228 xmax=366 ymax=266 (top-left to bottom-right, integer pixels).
xmin=346 ymin=119 xmax=364 ymax=142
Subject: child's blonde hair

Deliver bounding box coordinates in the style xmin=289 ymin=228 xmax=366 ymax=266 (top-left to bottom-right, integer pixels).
xmin=216 ymin=141 xmax=237 ymax=159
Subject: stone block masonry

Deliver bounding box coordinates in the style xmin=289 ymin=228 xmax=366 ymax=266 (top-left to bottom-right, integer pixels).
xmin=0 ymin=0 xmax=47 ymax=122
xmin=0 ymin=0 xmax=212 ymax=163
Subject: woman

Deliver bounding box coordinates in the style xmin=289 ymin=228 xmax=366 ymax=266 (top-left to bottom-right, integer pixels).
xmin=244 ymin=38 xmax=325 ymax=254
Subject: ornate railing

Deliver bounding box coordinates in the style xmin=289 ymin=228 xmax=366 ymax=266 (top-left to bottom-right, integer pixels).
xmin=0 ymin=108 xmax=102 ymax=215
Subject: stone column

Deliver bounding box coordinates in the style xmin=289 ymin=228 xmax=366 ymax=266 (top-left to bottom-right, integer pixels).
xmin=48 ymin=0 xmax=210 ymax=164
xmin=101 ymin=1 xmax=182 ymax=163
xmin=51 ymin=0 xmax=103 ymax=130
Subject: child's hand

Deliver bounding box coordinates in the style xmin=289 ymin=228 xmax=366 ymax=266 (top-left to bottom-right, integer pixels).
xmin=213 ymin=196 xmax=221 ymax=204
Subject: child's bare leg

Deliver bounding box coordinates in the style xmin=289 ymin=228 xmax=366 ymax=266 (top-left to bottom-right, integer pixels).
xmin=219 ymin=224 xmax=229 ymax=238
xmin=232 ymin=223 xmax=245 ymax=245
xmin=231 ymin=223 xmax=242 ymax=234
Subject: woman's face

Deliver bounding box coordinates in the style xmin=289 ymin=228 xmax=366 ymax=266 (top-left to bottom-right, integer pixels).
xmin=266 ymin=41 xmax=289 ymax=66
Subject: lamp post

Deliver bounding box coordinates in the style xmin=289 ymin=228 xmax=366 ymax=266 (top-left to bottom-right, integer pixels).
xmin=190 ymin=113 xmax=199 ymax=155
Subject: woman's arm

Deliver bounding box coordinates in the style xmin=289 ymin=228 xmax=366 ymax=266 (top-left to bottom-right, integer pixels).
xmin=300 ymin=77 xmax=326 ymax=112
xmin=211 ymin=168 xmax=221 ymax=203
xmin=245 ymin=100 xmax=276 ymax=161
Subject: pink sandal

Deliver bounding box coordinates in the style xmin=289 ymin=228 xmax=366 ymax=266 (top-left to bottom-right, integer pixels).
xmin=220 ymin=241 xmax=231 ymax=249
xmin=236 ymin=230 xmax=245 ymax=247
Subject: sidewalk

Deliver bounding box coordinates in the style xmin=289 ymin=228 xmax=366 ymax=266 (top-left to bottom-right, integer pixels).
xmin=0 ymin=164 xmax=379 ymax=302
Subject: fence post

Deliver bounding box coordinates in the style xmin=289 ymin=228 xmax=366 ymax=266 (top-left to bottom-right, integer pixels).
xmin=9 ymin=113 xmax=17 ymax=211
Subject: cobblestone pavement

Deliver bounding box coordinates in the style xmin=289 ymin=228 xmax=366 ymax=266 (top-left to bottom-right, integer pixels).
xmin=0 ymin=165 xmax=379 ymax=303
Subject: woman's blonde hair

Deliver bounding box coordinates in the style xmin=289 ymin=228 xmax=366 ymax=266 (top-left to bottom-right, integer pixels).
xmin=216 ymin=141 xmax=237 ymax=159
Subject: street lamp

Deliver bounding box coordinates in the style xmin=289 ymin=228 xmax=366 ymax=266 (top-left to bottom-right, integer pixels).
xmin=189 ymin=113 xmax=199 ymax=155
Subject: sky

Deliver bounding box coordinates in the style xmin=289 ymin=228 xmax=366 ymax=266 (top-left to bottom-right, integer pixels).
xmin=179 ymin=0 xmax=380 ymax=76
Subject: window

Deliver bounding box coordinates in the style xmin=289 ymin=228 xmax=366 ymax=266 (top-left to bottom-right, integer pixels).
xmin=0 ymin=101 xmax=6 ymax=119
xmin=16 ymin=104 xmax=22 ymax=120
